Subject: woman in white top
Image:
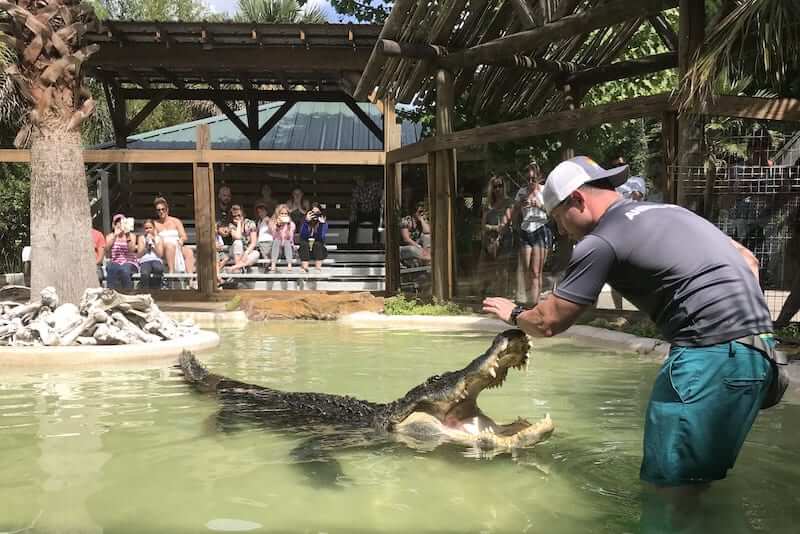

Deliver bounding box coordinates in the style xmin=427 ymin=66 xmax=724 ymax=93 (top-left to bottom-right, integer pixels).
xmin=512 ymin=162 xmax=553 ymax=305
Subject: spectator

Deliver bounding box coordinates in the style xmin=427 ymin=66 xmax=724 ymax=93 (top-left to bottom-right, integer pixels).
xmin=269 ymin=204 xmax=296 ymax=273
xmin=153 ymin=197 xmax=195 ymax=275
xmin=286 ymin=186 xmax=311 ymax=232
xmin=513 ymin=162 xmax=552 ymax=305
xmin=254 ymin=202 xmax=273 ymax=263
xmin=226 ymin=204 xmax=259 ymax=273
xmin=400 ymin=202 xmax=431 ymax=266
xmin=218 ymin=184 xmax=233 ymax=224
xmin=91 ymin=226 xmax=106 ymax=284
xmin=256 ymin=183 xmax=277 ymax=217
xmin=299 ymin=203 xmax=329 ymax=272
xmin=138 ymin=219 xmax=165 ymax=289
xmin=349 ymin=176 xmax=383 ymax=247
xmin=105 ymin=213 xmax=141 ymax=290
xmin=480 ymin=175 xmax=514 ymax=297
xmin=216 ymin=221 xmax=233 ymax=273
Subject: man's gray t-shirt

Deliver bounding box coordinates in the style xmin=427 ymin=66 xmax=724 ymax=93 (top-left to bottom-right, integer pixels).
xmin=554 ymin=199 xmax=773 ymax=346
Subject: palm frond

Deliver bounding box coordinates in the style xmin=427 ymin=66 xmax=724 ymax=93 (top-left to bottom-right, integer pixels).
xmin=235 ymin=0 xmax=328 ymax=23
xmin=681 ymin=0 xmax=800 ymax=109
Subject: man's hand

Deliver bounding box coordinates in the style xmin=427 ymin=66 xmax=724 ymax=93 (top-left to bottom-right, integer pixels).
xmin=482 ymin=297 xmax=516 ymax=324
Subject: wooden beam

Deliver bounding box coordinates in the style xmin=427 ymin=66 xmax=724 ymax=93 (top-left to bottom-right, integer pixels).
xmin=256 ymin=100 xmax=296 ymax=140
xmin=155 ymin=67 xmax=185 ymax=89
xmin=378 ymin=39 xmax=586 ymax=73
xmin=89 ymin=45 xmax=371 ymax=74
xmin=126 ymin=89 xmax=173 ymax=134
xmin=120 ymin=88 xmax=351 ymax=102
xmin=0 ymin=150 xmax=386 ymax=165
xmin=565 ymin=52 xmax=677 ymax=86
xmin=343 ymin=96 xmax=384 ymax=142
xmin=649 ymin=14 xmax=678 ymax=51
xmin=700 ymin=95 xmax=800 ymax=122
xmin=353 ymin=0 xmax=416 ymax=99
xmin=676 ymin=0 xmax=705 ymax=207
xmin=210 ymin=97 xmax=250 ymax=140
xmin=193 ymin=124 xmax=217 ymax=297
xmin=388 ymin=93 xmax=674 ymax=164
xmin=245 ymin=97 xmax=260 ymax=149
xmin=509 ymin=0 xmax=538 ymax=29
xmin=431 ymin=69 xmax=456 ymax=301
xmin=444 ymin=0 xmax=678 ymax=67
xmin=383 ymin=97 xmax=402 ymax=295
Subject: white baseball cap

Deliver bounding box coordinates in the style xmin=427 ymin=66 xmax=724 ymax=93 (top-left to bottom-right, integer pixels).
xmin=542 ymin=156 xmax=629 ymax=214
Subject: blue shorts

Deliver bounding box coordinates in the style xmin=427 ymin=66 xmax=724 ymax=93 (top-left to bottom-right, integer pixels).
xmin=519 ymin=226 xmax=552 ymax=249
xmin=640 ymin=339 xmax=773 ymax=486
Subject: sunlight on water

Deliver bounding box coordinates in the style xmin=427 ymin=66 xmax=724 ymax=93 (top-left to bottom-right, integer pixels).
xmin=0 ymin=322 xmax=798 ymax=533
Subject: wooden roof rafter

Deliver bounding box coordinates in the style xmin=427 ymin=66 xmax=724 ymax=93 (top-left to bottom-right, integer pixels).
xmin=354 ymin=0 xmax=680 ymax=118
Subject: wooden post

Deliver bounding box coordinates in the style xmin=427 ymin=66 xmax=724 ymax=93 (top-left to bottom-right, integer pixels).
xmin=676 ymin=0 xmax=705 ymax=207
xmin=383 ymin=98 xmax=402 ymax=295
xmin=431 ymin=69 xmax=456 ymax=301
xmin=661 ymin=111 xmax=678 ymax=203
xmin=193 ymin=124 xmax=217 ymax=297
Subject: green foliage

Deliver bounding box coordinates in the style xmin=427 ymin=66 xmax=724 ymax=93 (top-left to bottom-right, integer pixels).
xmin=225 ymin=295 xmax=242 ymax=311
xmin=0 ymin=164 xmax=30 ymax=273
xmin=585 ymin=317 xmax=663 ymax=340
xmin=89 ymin=0 xmax=213 ymax=21
xmin=236 ymin=0 xmax=328 ymax=23
xmin=326 ymin=0 xmax=389 ymax=23
xmin=383 ymin=294 xmax=470 ymax=316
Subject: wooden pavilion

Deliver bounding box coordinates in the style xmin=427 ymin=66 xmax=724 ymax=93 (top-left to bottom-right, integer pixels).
xmin=354 ymin=0 xmax=800 ymax=300
xmin=0 ymin=20 xmax=408 ymax=297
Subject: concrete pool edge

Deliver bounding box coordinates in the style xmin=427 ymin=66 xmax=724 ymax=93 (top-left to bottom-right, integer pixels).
xmin=339 ymin=312 xmax=671 ymax=359
xmin=0 ymin=329 xmax=220 ymax=368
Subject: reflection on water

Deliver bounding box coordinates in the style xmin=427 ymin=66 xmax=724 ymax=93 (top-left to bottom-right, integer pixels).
xmin=0 ymin=322 xmax=798 ymax=533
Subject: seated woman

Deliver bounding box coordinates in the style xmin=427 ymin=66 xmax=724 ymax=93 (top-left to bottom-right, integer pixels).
xmin=153 ymin=197 xmax=195 ymax=274
xmin=269 ymin=204 xmax=296 ymax=273
xmin=105 ymin=213 xmax=142 ymax=290
xmin=399 ymin=202 xmax=432 ymax=267
xmin=226 ymin=204 xmax=259 ymax=273
xmin=299 ymin=203 xmax=329 ymax=272
xmin=254 ymin=202 xmax=273 ymax=262
xmin=138 ymin=219 xmax=165 ymax=289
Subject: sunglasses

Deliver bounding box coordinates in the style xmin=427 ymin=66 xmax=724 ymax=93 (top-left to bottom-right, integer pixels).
xmin=156 ymin=207 xmax=167 ymax=212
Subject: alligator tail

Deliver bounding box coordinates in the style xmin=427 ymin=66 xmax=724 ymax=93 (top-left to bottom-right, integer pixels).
xmin=179 ymin=351 xmax=223 ymax=393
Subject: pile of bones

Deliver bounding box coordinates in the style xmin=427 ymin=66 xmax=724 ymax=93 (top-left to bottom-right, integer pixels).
xmin=0 ymin=287 xmax=198 ymax=346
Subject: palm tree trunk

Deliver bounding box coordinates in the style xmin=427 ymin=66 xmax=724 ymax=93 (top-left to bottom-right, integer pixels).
xmin=29 ymin=124 xmax=99 ymax=304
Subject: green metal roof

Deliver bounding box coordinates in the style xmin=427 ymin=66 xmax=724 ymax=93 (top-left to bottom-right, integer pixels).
xmin=122 ymin=101 xmax=422 ymax=150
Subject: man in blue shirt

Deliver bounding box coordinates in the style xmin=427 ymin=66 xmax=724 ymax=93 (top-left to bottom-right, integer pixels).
xmin=484 ymin=156 xmax=783 ymax=490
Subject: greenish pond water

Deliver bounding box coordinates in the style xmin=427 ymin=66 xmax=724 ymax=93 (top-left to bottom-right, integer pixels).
xmin=0 ymin=322 xmax=798 ymax=533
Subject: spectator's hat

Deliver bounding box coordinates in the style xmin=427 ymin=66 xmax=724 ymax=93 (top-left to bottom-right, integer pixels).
xmin=112 ymin=213 xmax=125 ymax=224
xmin=542 ymin=156 xmax=628 ymax=214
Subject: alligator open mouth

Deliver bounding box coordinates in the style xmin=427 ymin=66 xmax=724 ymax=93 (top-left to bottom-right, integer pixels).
xmin=392 ymin=330 xmax=554 ymax=449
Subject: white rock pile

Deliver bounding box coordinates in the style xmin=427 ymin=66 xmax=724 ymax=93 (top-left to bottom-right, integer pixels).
xmin=0 ymin=287 xmax=198 ymax=347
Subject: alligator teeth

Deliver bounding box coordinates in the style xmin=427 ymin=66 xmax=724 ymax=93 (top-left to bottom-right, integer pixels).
xmin=488 ymin=367 xmax=497 ymax=378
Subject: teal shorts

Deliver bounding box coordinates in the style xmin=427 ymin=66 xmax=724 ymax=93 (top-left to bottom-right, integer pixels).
xmin=640 ymin=339 xmax=773 ymax=486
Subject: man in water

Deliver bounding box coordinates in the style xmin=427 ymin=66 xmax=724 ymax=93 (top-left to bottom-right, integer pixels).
xmin=484 ymin=156 xmax=780 ymax=491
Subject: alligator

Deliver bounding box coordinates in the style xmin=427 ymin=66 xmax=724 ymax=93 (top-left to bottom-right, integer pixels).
xmin=179 ymin=329 xmax=554 ymax=454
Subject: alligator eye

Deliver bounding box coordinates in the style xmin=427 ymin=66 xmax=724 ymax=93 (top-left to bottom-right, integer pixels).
xmin=431 ymin=375 xmax=442 ymax=381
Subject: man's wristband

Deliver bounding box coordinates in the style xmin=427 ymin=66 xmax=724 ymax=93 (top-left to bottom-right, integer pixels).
xmin=509 ymin=304 xmax=529 ymax=326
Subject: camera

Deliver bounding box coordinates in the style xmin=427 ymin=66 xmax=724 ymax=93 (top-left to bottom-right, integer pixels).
xmin=122 ymin=217 xmax=135 ymax=233
xmin=279 ymin=215 xmax=291 ymax=224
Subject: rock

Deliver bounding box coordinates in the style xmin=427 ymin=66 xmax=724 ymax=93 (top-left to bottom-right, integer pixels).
xmin=52 ymin=303 xmax=81 ymax=332
xmin=239 ymin=291 xmax=384 ymax=321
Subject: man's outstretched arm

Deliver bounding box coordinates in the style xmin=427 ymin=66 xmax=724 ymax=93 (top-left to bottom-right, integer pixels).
xmin=730 ymin=239 xmax=760 ymax=282
xmin=482 ymin=296 xmax=587 ymax=337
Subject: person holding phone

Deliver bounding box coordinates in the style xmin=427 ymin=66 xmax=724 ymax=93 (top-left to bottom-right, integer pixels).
xmin=105 ymin=213 xmax=142 ymax=290
xmin=268 ymin=204 xmax=296 ymax=273
xmin=299 ymin=203 xmax=329 ymax=272
xmin=138 ymin=219 xmax=165 ymax=289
